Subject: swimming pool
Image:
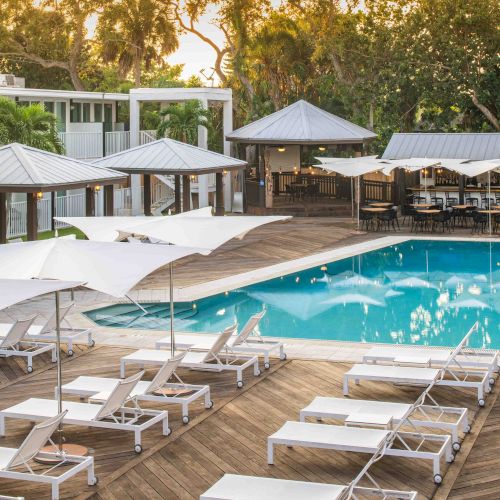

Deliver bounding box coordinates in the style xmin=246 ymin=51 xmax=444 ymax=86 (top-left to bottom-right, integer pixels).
xmin=86 ymin=240 xmax=500 ymax=349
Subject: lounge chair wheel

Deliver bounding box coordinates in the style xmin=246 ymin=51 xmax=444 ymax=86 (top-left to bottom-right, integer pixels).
xmin=465 ymin=424 xmax=471 ymax=433
xmin=68 ymin=349 xmax=74 ymax=356
xmin=478 ymin=399 xmax=485 ymax=407
xmin=237 ymin=381 xmax=244 ymax=388
xmin=489 ymin=377 xmax=495 ymax=385
xmin=280 ymin=354 xmax=287 ymax=361
xmin=90 ymin=340 xmax=96 ymax=347
xmin=207 ymin=400 xmax=214 ymax=409
xmin=27 ymin=366 xmax=33 ymax=373
xmin=166 ymin=427 xmax=172 ymax=436
xmin=134 ymin=445 xmax=143 ymax=454
xmin=486 ymin=386 xmax=492 ymax=394
xmin=264 ymin=362 xmax=270 ymax=369
xmin=91 ymin=476 xmax=99 ymax=486
xmin=453 ymin=442 xmax=461 ymax=452
xmin=182 ymin=416 xmax=189 ymax=424
xmin=256 ymin=369 xmax=262 ymax=376
xmin=434 ymin=474 xmax=443 ymax=485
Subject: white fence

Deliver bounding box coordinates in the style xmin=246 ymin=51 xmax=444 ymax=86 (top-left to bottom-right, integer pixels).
xmin=6 ymin=183 xmax=171 ymax=238
xmin=58 ymin=130 xmax=157 ymax=160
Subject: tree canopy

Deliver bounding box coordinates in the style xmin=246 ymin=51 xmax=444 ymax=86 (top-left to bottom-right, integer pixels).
xmin=0 ymin=0 xmax=498 ymax=149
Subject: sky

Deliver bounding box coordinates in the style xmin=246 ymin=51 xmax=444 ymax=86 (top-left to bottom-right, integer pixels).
xmin=167 ymin=10 xmax=226 ymax=84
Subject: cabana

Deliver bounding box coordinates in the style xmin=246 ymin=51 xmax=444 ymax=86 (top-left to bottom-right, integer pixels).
xmin=92 ymin=138 xmax=247 ymax=216
xmin=0 ymin=143 xmax=127 ymax=242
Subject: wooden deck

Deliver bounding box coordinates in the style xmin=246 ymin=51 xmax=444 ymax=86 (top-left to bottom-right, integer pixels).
xmin=136 ymin=217 xmax=378 ymax=290
xmin=0 ymin=346 xmax=498 ymax=499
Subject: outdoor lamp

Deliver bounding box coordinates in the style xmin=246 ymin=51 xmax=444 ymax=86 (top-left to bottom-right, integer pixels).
xmin=94 ymin=185 xmax=101 ymax=192
xmin=36 ymin=192 xmax=43 ymax=200
xmin=318 ymin=146 xmax=326 ymax=151
xmin=277 ymin=146 xmax=286 ymax=152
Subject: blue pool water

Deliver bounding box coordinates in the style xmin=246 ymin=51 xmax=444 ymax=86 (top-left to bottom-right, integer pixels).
xmin=86 ymin=240 xmax=500 ymax=349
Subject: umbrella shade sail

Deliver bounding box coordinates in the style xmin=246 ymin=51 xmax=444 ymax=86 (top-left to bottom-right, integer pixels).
xmin=315 ymin=157 xmax=389 ymax=177
xmin=55 ymin=207 xmax=215 ymax=243
xmin=0 ymin=279 xmax=84 ymax=311
xmin=0 ymin=239 xmax=206 ymax=297
xmin=117 ymin=215 xmax=290 ymax=250
xmin=445 ymin=159 xmax=500 ymax=177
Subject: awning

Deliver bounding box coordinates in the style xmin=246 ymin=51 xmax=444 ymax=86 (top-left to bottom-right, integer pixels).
xmin=0 ymin=279 xmax=84 ymax=311
xmin=314 ymin=156 xmax=390 ymax=177
xmin=0 ymin=238 xmax=207 ymax=297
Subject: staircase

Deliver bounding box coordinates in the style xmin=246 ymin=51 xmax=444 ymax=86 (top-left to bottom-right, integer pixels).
xmin=152 ymin=175 xmax=176 ymax=215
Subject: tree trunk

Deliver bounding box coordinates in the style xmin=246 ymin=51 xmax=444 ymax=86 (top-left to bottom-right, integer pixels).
xmin=133 ymin=55 xmax=141 ymax=87
xmin=471 ymin=91 xmax=500 ymax=131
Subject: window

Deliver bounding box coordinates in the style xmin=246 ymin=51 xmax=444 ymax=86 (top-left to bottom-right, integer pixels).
xmin=44 ymin=101 xmax=55 ymax=113
xmin=94 ymin=103 xmax=103 ymax=122
xmin=70 ymin=102 xmax=81 ymax=122
xmin=82 ymin=103 xmax=91 ymax=122
xmin=55 ymin=102 xmax=66 ymax=132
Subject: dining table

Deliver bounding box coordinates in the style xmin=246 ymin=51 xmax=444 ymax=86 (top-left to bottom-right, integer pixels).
xmin=369 ymin=202 xmax=393 ymax=208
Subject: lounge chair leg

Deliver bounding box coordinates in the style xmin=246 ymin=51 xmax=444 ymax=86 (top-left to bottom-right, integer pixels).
xmin=87 ymin=461 xmax=96 ymax=486
xmin=120 ymin=362 xmax=125 ymax=378
xmin=267 ymin=442 xmax=274 ymax=464
xmin=253 ymin=361 xmax=261 ymax=376
xmin=343 ymin=377 xmax=350 ymax=396
xmin=163 ymin=416 xmax=171 ymax=436
xmin=52 ymin=482 xmax=59 ymax=500
xmin=27 ymin=356 xmax=33 ymax=373
xmin=51 ymin=346 xmax=57 ymax=363
xmin=0 ymin=414 xmax=5 ymax=436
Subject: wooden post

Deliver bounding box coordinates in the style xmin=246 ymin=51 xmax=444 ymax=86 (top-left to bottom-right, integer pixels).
xmin=182 ymin=175 xmax=191 ymax=212
xmin=26 ymin=192 xmax=38 ymax=241
xmin=85 ymin=187 xmax=95 ymax=216
xmin=215 ymin=172 xmax=224 ymax=216
xmin=0 ymin=192 xmax=6 ymax=244
xmin=144 ymin=174 xmax=152 ymax=216
xmin=174 ymin=175 xmax=181 ymax=214
xmin=459 ymin=175 xmax=465 ymax=204
xmin=50 ymin=192 xmax=56 ymax=231
xmin=104 ymin=185 xmax=114 ymax=215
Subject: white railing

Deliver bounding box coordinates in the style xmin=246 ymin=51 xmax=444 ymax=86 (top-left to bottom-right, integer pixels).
xmin=58 ymin=130 xmax=158 ymax=160
xmin=59 ymin=132 xmax=103 ymax=159
xmin=6 ymin=187 xmax=141 ymax=238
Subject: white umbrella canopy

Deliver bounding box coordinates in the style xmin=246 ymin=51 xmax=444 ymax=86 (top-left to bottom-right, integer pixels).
xmin=0 ymin=279 xmax=84 ymax=311
xmin=55 ymin=207 xmax=215 ymax=243
xmin=381 ymin=158 xmax=443 ymax=176
xmin=315 ymin=157 xmax=390 ymax=177
xmin=116 ymin=215 xmax=291 ymax=250
xmin=0 ymin=238 xmax=207 ymax=297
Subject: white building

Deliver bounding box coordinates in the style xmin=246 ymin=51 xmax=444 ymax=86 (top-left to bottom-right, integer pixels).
xmin=0 ymin=77 xmax=234 ymax=214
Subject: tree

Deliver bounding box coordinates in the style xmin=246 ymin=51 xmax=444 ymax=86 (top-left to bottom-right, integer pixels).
xmin=0 ymin=97 xmax=63 ymax=153
xmin=0 ymin=0 xmax=95 ymax=90
xmin=156 ymin=99 xmax=211 ymax=145
xmin=96 ymin=0 xmax=178 ymax=86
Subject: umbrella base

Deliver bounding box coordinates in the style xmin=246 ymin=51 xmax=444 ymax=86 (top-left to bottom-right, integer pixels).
xmin=35 ymin=444 xmax=89 ymax=463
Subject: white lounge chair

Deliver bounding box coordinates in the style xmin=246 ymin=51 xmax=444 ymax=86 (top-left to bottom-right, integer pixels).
xmin=200 ymin=474 xmax=418 ymax=500
xmin=0 ymin=411 xmax=96 ymax=500
xmin=267 ymin=421 xmax=453 ymax=484
xmin=300 ymin=393 xmax=469 ymax=451
xmin=0 ymin=302 xmax=94 ymax=356
xmin=362 ymin=324 xmax=498 ymax=383
xmin=0 ymin=371 xmax=170 ymax=453
xmin=344 ymin=326 xmax=492 ymax=406
xmin=155 ymin=311 xmax=286 ymax=369
xmin=121 ymin=326 xmax=261 ymax=388
xmin=60 ymin=352 xmax=212 ymax=424
xmin=0 ymin=316 xmax=56 ymax=373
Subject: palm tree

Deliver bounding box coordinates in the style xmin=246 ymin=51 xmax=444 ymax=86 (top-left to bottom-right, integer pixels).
xmin=96 ymin=0 xmax=178 ymax=86
xmin=0 ymin=97 xmax=63 ymax=153
xmin=157 ymin=100 xmax=211 ymax=145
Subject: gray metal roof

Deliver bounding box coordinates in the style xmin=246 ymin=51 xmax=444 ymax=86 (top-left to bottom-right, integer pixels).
xmin=0 ymin=143 xmax=126 ymax=192
xmin=382 ymin=133 xmax=500 ymax=161
xmin=92 ymin=138 xmax=247 ymax=175
xmin=226 ymin=100 xmax=377 ymax=144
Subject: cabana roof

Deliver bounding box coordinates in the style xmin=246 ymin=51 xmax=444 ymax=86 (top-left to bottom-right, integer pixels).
xmin=382 ymin=133 xmax=500 ymax=161
xmin=92 ymin=138 xmax=247 ymax=175
xmin=0 ymin=143 xmax=126 ymax=193
xmin=226 ymin=100 xmax=377 ymax=145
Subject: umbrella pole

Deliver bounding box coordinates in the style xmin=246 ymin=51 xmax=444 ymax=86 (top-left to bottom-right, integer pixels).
xmin=55 ymin=291 xmax=63 ymax=451
xmin=488 ymin=171 xmax=492 ymax=235
xmin=170 ymin=262 xmax=175 ymax=357
xmin=357 ymin=176 xmax=360 ymax=231
xmin=351 ymin=178 xmax=354 ymax=223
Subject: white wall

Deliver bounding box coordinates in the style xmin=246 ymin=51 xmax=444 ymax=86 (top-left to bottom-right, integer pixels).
xmin=267 ymin=145 xmax=300 ymax=172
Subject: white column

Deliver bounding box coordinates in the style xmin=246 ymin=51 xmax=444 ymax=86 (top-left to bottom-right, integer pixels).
xmin=129 ymin=95 xmax=142 ymax=214
xmin=197 ymin=98 xmax=209 ymax=208
xmin=222 ymin=98 xmax=234 ymax=211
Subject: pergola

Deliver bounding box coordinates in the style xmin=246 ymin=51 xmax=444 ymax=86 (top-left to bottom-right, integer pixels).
xmin=92 ymin=138 xmax=247 ymax=216
xmin=0 ymin=143 xmax=127 ymax=242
